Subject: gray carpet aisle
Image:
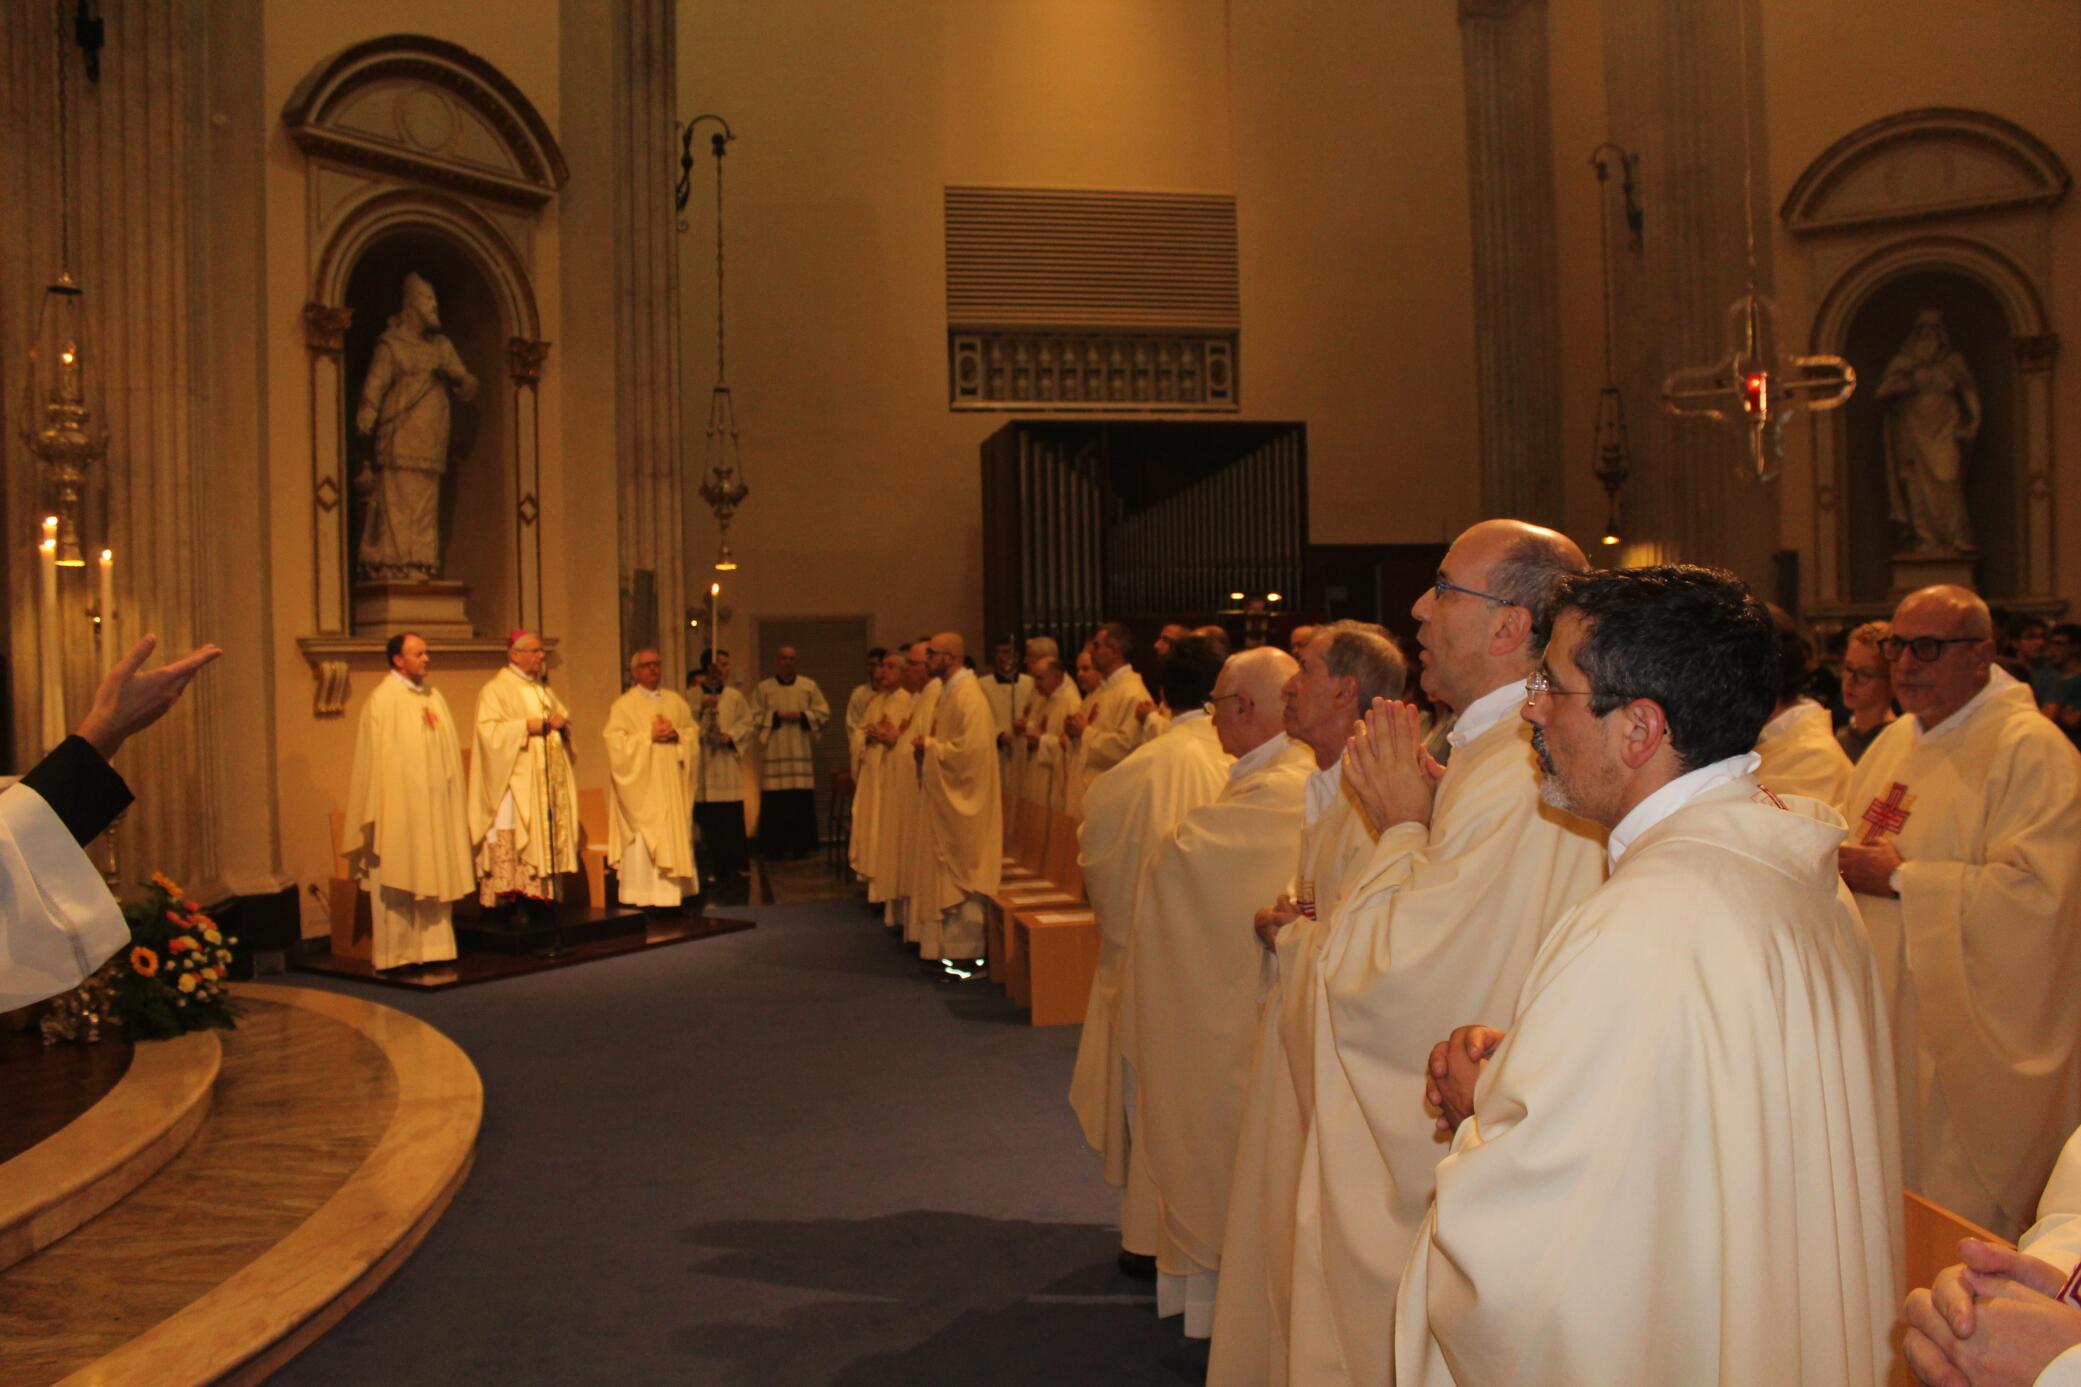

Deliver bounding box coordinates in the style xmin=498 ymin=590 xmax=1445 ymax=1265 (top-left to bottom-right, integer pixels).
xmin=270 ymin=900 xmax=1213 ymax=1386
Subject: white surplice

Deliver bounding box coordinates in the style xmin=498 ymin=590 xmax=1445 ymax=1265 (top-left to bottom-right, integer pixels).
xmin=1069 ymin=712 xmax=1233 ymax=1251
xmin=1754 ymin=697 xmax=1853 ymax=806
xmin=1118 ymin=733 xmax=1315 ymax=1336
xmin=1843 ymin=668 xmax=2081 ymax=1236
xmin=0 ymin=782 xmax=129 ymax=1011
xmin=1394 ymin=767 xmax=1902 ymax=1387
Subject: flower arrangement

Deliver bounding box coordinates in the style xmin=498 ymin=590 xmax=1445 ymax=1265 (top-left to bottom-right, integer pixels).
xmin=40 ymin=873 xmax=239 ymax=1045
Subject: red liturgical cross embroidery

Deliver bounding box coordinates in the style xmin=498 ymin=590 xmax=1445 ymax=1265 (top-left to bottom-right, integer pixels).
xmin=424 ymin=708 xmax=438 ymax=730
xmin=1860 ymin=782 xmax=1914 ymax=843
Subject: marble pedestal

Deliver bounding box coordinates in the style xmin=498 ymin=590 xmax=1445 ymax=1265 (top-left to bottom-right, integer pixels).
xmin=351 ymin=581 xmax=474 ymax=639
xmin=1890 ymin=552 xmax=1980 ymax=598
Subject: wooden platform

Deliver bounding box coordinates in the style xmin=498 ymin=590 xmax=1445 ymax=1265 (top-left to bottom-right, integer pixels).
xmin=293 ymin=910 xmax=757 ymax=990
xmin=0 ymin=983 xmax=481 ymax=1385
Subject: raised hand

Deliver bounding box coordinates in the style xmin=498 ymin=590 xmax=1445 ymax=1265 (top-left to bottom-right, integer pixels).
xmin=76 ymin=636 xmax=223 ymax=760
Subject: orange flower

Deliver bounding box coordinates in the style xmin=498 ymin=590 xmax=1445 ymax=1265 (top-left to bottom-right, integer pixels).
xmin=169 ymin=937 xmax=192 ymax=953
xmin=149 ymin=871 xmax=183 ymax=896
xmin=130 ymin=946 xmax=160 ymax=977
xmin=165 ymin=910 xmax=185 ymax=925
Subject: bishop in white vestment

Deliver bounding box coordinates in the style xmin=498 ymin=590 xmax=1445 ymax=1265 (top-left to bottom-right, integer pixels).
xmin=1842 ymin=585 xmax=2081 ymax=1237
xmin=343 ymin=634 xmax=474 ymax=966
xmin=470 ymin=631 xmax=580 ymax=905
xmin=603 ymin=649 xmax=700 ymax=909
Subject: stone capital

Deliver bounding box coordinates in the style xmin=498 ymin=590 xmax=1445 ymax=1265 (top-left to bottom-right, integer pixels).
xmin=508 ymin=336 xmax=551 ymax=384
xmin=2016 ymin=333 xmax=2060 ymax=373
xmin=302 ymin=301 xmax=354 ymax=355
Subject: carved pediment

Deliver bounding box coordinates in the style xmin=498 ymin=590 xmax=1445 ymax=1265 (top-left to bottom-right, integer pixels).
xmin=1782 ymin=107 xmax=2069 ymax=237
xmin=283 ymin=34 xmax=568 ymax=209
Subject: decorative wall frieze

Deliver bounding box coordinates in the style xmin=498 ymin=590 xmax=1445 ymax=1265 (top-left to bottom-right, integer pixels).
xmin=950 ymin=331 xmax=1237 ymax=411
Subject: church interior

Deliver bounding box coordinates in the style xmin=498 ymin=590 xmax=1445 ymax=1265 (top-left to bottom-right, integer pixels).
xmin=5 ymin=1 xmax=2081 ymax=1383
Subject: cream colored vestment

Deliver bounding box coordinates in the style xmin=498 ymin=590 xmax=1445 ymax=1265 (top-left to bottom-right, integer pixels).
xmin=1844 ymin=670 xmax=2081 ymax=1236
xmin=469 ymin=665 xmax=580 ymax=883
xmin=850 ymin=687 xmax=908 ymax=886
xmin=1118 ymin=735 xmax=1314 ymax=1310
xmin=1080 ymin=663 xmax=1154 ymax=795
xmin=1754 ymin=697 xmax=1853 ymax=806
xmin=602 ymin=685 xmax=700 ymax=906
xmin=917 ymin=669 xmax=1004 ymax=957
xmin=893 ymin=677 xmax=943 ymax=937
xmin=1395 ymin=774 xmax=1902 ymax=1387
xmin=1068 ymin=713 xmax=1232 ymax=1248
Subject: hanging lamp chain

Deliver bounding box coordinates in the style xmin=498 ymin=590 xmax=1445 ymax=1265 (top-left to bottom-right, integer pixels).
xmin=51 ymin=0 xmax=73 ymax=271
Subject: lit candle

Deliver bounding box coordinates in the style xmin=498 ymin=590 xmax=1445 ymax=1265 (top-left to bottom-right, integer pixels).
xmin=58 ymin=344 xmax=80 ymax=401
xmin=39 ymin=532 xmax=64 ymax=750
xmin=99 ymin=548 xmax=116 ymax=670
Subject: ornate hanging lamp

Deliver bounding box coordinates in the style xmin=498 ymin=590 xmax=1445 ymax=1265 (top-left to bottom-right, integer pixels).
xmin=677 ymin=114 xmax=748 ymax=573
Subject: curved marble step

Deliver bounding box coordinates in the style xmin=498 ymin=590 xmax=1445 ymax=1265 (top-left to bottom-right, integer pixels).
xmin=0 ymin=1027 xmax=221 ymax=1273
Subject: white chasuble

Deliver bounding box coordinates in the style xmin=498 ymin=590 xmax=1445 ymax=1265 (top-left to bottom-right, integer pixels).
xmin=893 ymin=677 xmax=943 ymax=937
xmin=1210 ymin=762 xmax=1382 ymax=1385
xmin=603 ymin=686 xmax=700 ymax=903
xmin=343 ymin=674 xmax=475 ymax=903
xmin=1843 ymin=671 xmax=2081 ymax=1236
xmin=1021 ymin=682 xmax=1082 ymax=816
xmin=1069 ymin=713 xmax=1232 ymax=1197
xmin=470 ymin=666 xmax=580 ymax=881
xmin=918 ymin=670 xmax=1004 ymax=954
xmin=1395 ymin=779 xmax=1901 ymax=1387
xmin=844 ymin=682 xmax=875 ymax=777
xmin=980 ymin=670 xmax=1032 ymax=785
xmin=850 ymin=688 xmax=908 ymax=884
xmin=753 ymin=676 xmax=830 ymax=791
xmin=0 ymin=783 xmax=130 ymax=1012
xmin=1080 ymin=664 xmax=1154 ymax=794
xmin=693 ymin=683 xmax=756 ymax=803
xmin=1118 ymin=735 xmax=1314 ymax=1299
xmin=1754 ymin=698 xmax=1853 ymax=806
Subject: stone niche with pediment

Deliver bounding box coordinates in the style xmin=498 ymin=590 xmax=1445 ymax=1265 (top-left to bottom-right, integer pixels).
xmin=285 ymin=34 xmax=567 ymax=662
xmin=1783 ymin=107 xmax=2069 ymax=618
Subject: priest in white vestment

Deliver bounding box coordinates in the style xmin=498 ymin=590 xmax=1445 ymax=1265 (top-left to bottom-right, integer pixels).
xmin=1079 ymin=623 xmax=1154 ymax=795
xmin=343 ymin=633 xmax=474 ymax=967
xmin=844 ymin=649 xmax=881 ymax=778
xmin=849 ymin=652 xmax=905 ymax=887
xmin=692 ymin=651 xmax=756 ymax=884
xmin=1841 ymin=584 xmax=2081 ymax=1238
xmin=1210 ymin=522 xmax=1602 ymax=1387
xmin=753 ymin=646 xmax=830 ymax=859
xmin=869 ymin=645 xmax=928 ymax=920
xmin=1753 ymin=603 xmax=1854 ymax=804
xmin=1118 ymin=647 xmax=1313 ymax=1338
xmin=1210 ymin=620 xmax=1405 ymax=1379
xmin=914 ymin=632 xmax=1003 ymax=964
xmin=602 ymin=648 xmax=700 ymax=910
xmin=980 ymin=641 xmax=1033 ymax=797
xmin=1069 ymin=634 xmax=1233 ymax=1269
xmin=1 ymin=636 xmax=218 ymax=1010
xmin=1018 ymin=655 xmax=1081 ymax=821
xmin=894 ymin=647 xmax=945 ymax=940
xmin=1397 ymin=564 xmax=1901 ymax=1387
xmin=470 ymin=630 xmax=580 ymax=906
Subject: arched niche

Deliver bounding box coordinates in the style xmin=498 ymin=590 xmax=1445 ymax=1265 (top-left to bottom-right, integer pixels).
xmin=1784 ymin=109 xmax=2065 ymax=616
xmin=287 ymin=35 xmax=563 ymax=653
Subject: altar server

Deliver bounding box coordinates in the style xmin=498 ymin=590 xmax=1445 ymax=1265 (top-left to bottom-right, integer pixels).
xmin=914 ymin=632 xmax=1002 ymax=964
xmin=2 ymin=635 xmax=219 ymax=1010
xmin=471 ymin=629 xmax=580 ymax=906
xmin=602 ymin=647 xmax=700 ymax=910
xmin=1070 ymin=634 xmax=1232 ymax=1268
xmin=1211 ymin=521 xmax=1605 ymax=1385
xmin=849 ymin=651 xmax=906 ymax=888
xmin=1118 ymin=647 xmax=1312 ymax=1338
xmin=343 ymin=632 xmax=474 ymax=967
xmin=1396 ymin=565 xmax=1900 ymax=1387
xmin=1753 ymin=603 xmax=1854 ymax=803
xmin=753 ymin=645 xmax=829 ymax=859
xmin=1841 ymin=583 xmax=2081 ymax=1238
xmin=691 ymin=650 xmax=756 ymax=883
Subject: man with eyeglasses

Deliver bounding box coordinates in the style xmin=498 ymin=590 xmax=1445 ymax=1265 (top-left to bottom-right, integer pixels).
xmin=1118 ymin=647 xmax=1313 ymax=1340
xmin=471 ymin=629 xmax=580 ymax=913
xmin=1841 ymin=583 xmax=2081 ymax=1241
xmin=602 ymin=648 xmax=700 ymax=912
xmin=1210 ymin=521 xmax=1605 ymax=1386
xmin=1394 ymin=564 xmax=1899 ymax=1387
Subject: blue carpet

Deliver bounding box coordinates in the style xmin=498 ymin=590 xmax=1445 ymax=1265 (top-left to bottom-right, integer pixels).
xmin=268 ymin=899 xmax=1211 ymax=1385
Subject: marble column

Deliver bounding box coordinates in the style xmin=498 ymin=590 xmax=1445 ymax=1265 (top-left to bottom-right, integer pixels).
xmin=0 ymin=0 xmax=283 ymax=899
xmin=1459 ymin=0 xmax=1565 ymax=529
xmin=1602 ymin=0 xmax=1778 ymax=582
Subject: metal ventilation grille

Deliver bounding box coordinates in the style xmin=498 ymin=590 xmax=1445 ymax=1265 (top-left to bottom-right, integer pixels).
xmin=945 ymin=186 xmax=1240 ymax=330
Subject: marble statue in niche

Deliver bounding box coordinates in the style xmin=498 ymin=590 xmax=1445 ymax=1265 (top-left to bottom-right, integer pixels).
xmin=1879 ymin=309 xmax=1982 ymax=555
xmin=353 ymin=273 xmax=478 ymax=581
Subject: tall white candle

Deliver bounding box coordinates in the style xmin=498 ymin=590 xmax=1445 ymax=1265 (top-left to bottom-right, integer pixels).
xmin=39 ymin=532 xmax=65 ymax=750
xmin=98 ymin=548 xmax=116 ymax=671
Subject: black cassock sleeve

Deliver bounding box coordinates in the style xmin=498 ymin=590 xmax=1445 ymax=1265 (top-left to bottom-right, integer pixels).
xmin=19 ymin=735 xmax=135 ymax=847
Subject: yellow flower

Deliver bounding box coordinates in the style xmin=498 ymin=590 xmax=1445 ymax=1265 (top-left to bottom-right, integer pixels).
xmin=202 ymin=927 xmax=222 ymax=945
xmin=129 ymin=946 xmax=160 ymax=977
xmin=201 ymin=968 xmax=220 ymax=982
xmin=177 ymin=973 xmax=198 ymax=993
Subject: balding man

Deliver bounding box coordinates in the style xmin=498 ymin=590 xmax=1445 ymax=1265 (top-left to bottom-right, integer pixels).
xmin=1842 ymin=583 xmax=2081 ymax=1238
xmin=1117 ymin=647 xmax=1314 ymax=1338
xmin=471 ymin=629 xmax=579 ymax=909
xmin=1213 ymin=522 xmax=1607 ymax=1383
xmin=1754 ymin=604 xmax=1853 ymax=804
xmin=753 ymin=644 xmax=829 ymax=860
xmin=603 ymin=648 xmax=700 ymax=911
xmin=912 ymin=632 xmax=1002 ymax=971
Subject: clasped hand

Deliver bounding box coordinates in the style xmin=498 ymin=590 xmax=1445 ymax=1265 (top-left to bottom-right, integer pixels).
xmin=650 ymin=714 xmax=678 ymax=743
xmin=1426 ymin=1024 xmax=1505 ymax=1133
xmin=1343 ymin=698 xmax=1445 ymax=831
xmin=1253 ymin=896 xmax=1300 ymax=953
xmin=1905 ymin=1239 xmax=2081 ymax=1387
xmin=1838 ymin=840 xmax=1902 ymax=897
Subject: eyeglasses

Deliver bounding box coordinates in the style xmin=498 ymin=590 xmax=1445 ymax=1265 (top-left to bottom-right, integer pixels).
xmin=1203 ymin=692 xmax=1244 ymax=716
xmin=1877 ymin=635 xmax=1981 ymax=663
xmin=1524 ymin=668 xmax=1606 ymax=700
xmin=1841 ymin=665 xmax=1888 ymax=685
xmin=1433 ymin=573 xmax=1511 ymax=605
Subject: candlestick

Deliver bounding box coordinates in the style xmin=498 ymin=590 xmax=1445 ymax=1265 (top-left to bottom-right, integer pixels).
xmin=39 ymin=534 xmax=65 ymax=751
xmin=98 ymin=548 xmax=116 ymax=671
